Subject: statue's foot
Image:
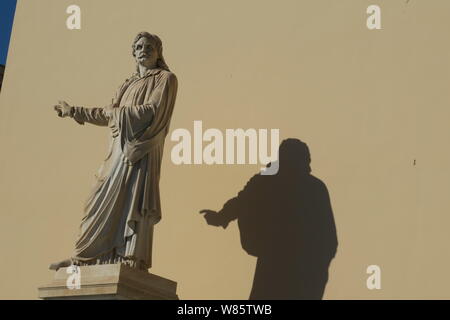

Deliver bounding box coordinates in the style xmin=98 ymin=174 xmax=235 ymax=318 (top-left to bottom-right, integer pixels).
xmin=49 ymin=259 xmax=72 ymax=271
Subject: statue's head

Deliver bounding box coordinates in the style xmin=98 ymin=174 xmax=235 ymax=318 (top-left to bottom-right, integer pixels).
xmin=132 ymin=32 xmax=170 ymax=71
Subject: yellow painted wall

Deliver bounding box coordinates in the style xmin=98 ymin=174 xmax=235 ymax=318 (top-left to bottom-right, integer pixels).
xmin=0 ymin=0 xmax=448 ymax=299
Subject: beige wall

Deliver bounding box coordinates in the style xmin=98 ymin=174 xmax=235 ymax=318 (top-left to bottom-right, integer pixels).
xmin=0 ymin=0 xmax=449 ymax=299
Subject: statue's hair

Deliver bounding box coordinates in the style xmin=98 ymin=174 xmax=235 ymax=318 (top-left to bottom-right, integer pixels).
xmin=132 ymin=32 xmax=170 ymax=72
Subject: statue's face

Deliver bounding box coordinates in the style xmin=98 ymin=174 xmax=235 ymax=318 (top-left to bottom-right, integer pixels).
xmin=134 ymin=37 xmax=158 ymax=68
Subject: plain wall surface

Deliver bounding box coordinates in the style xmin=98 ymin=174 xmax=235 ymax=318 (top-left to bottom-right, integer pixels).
xmin=0 ymin=0 xmax=449 ymax=299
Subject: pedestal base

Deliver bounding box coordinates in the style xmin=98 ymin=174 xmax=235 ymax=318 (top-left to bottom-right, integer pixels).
xmin=38 ymin=263 xmax=179 ymax=300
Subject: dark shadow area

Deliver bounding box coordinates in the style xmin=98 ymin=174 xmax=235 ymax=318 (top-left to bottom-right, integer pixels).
xmin=200 ymin=138 xmax=338 ymax=299
xmin=0 ymin=65 xmax=4 ymax=92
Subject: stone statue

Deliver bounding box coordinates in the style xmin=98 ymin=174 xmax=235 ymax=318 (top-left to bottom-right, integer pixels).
xmin=51 ymin=32 xmax=178 ymax=272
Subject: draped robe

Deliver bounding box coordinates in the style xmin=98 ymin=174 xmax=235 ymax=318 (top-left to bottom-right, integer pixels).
xmin=69 ymin=68 xmax=178 ymax=270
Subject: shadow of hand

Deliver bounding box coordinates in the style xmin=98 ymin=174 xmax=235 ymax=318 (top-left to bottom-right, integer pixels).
xmin=199 ymin=209 xmax=229 ymax=229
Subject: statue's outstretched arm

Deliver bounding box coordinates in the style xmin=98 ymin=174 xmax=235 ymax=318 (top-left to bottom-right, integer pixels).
xmin=71 ymin=106 xmax=110 ymax=127
xmin=54 ymin=100 xmax=110 ymax=127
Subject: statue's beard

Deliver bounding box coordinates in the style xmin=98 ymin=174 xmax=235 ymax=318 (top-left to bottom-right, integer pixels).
xmin=137 ymin=58 xmax=157 ymax=68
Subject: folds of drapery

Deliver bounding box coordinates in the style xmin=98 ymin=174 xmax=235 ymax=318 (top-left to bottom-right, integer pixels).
xmin=111 ymin=72 xmax=178 ymax=165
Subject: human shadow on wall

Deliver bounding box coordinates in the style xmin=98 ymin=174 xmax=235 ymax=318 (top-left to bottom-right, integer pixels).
xmin=200 ymin=138 xmax=338 ymax=300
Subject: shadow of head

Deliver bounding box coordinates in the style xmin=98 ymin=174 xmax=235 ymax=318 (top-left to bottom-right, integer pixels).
xmin=273 ymin=137 xmax=312 ymax=176
xmin=221 ymin=138 xmax=338 ymax=299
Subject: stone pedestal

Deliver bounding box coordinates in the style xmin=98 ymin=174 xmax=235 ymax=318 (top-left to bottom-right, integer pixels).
xmin=38 ymin=264 xmax=179 ymax=300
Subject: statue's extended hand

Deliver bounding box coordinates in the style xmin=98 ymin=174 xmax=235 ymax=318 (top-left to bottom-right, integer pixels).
xmin=54 ymin=100 xmax=73 ymax=118
xmin=199 ymin=209 xmax=229 ymax=229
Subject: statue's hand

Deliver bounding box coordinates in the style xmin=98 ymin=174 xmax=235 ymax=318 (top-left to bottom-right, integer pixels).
xmin=54 ymin=100 xmax=73 ymax=118
xmin=199 ymin=209 xmax=229 ymax=229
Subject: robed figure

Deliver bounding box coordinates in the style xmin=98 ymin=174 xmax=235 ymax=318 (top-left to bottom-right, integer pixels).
xmin=51 ymin=32 xmax=178 ymax=271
